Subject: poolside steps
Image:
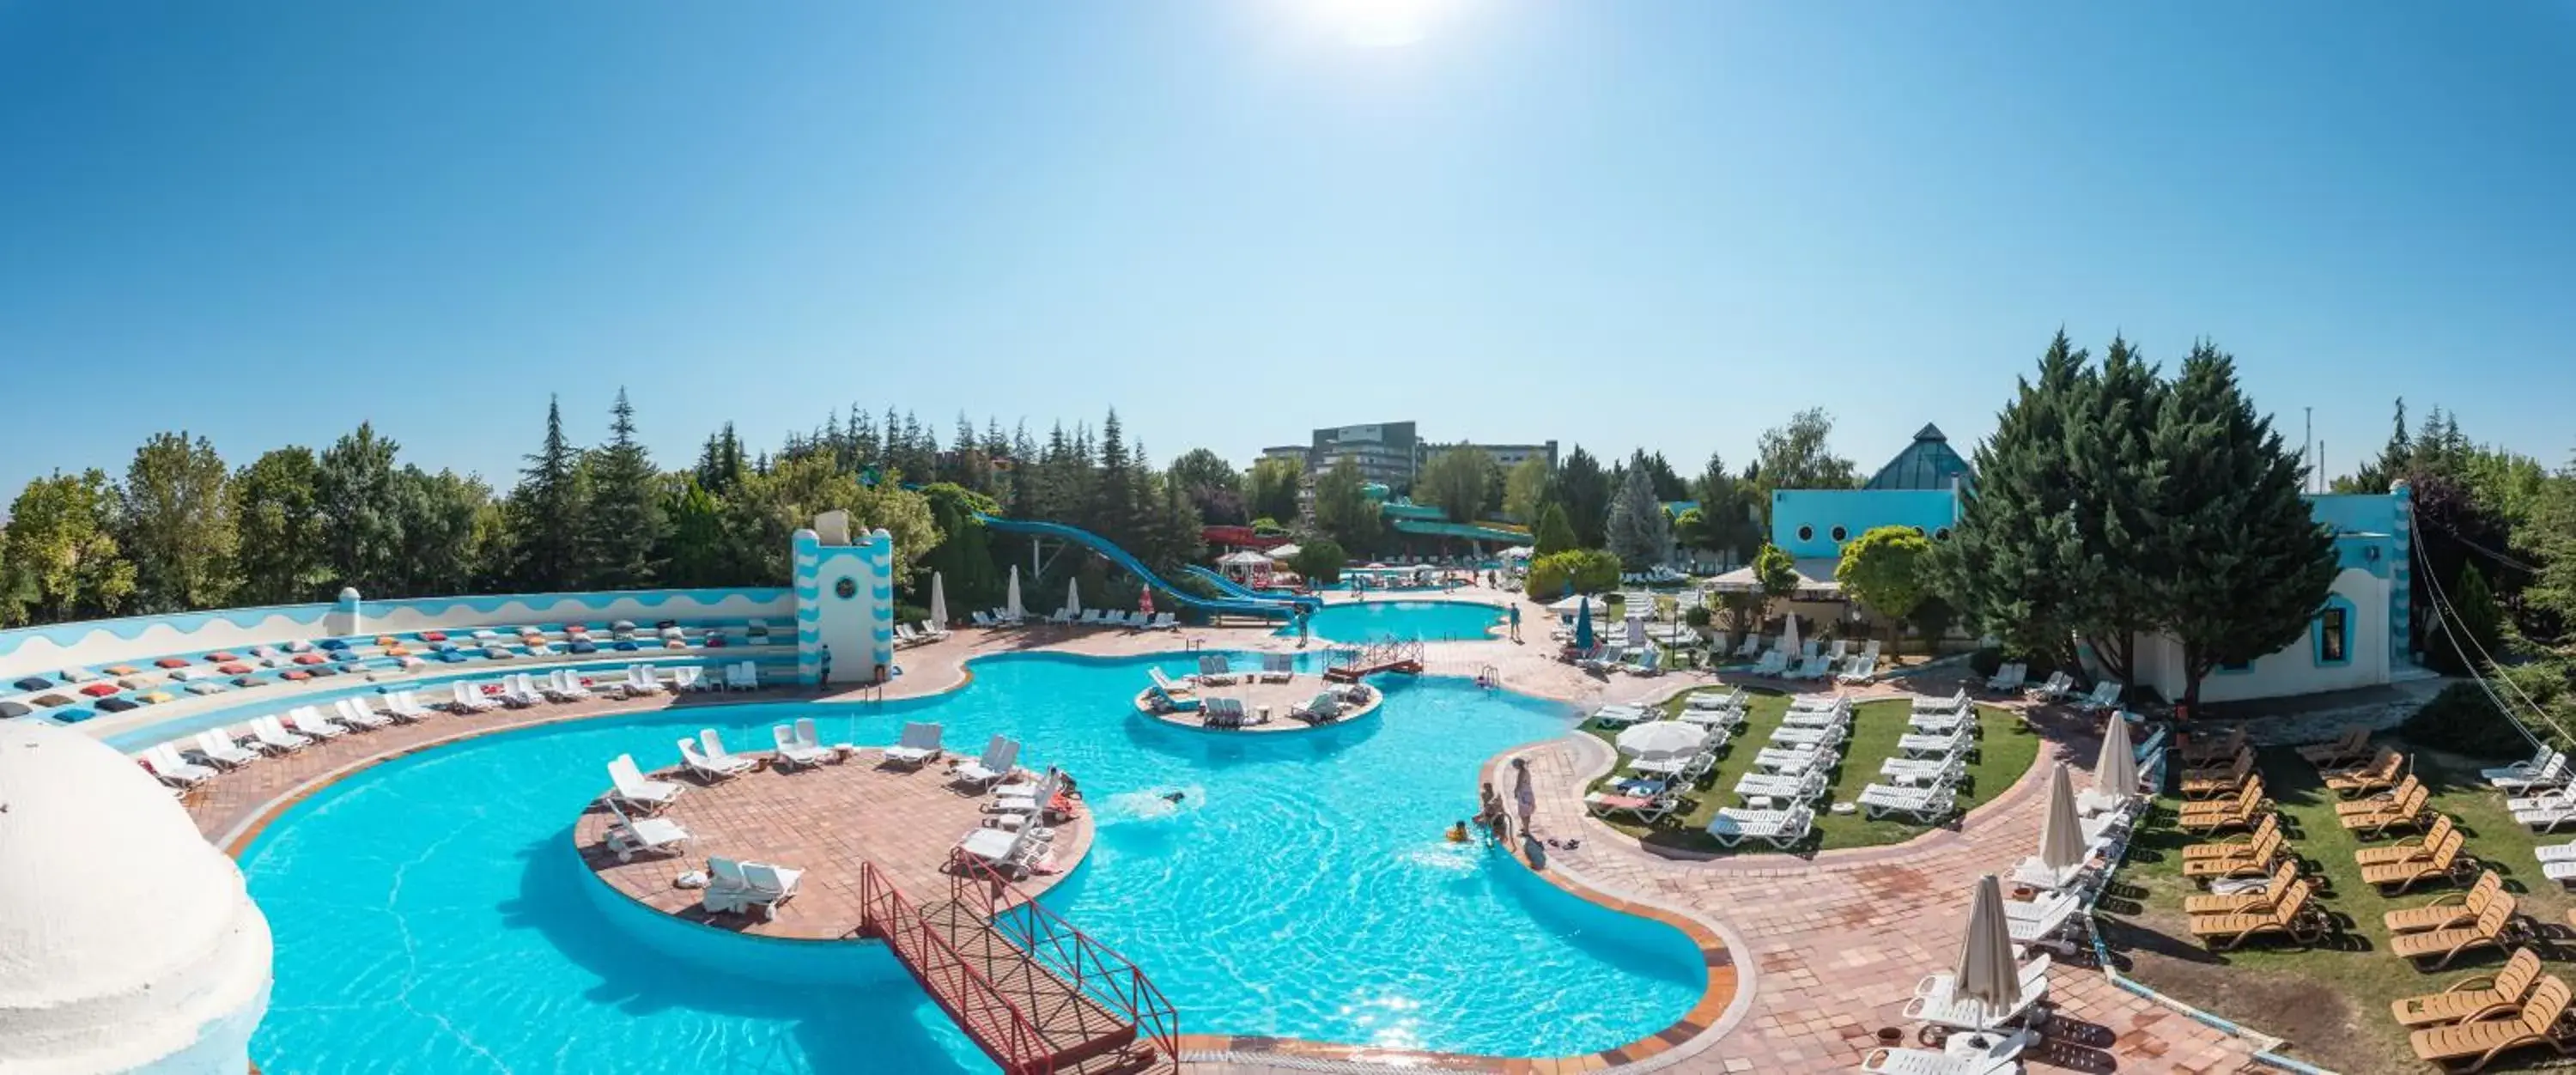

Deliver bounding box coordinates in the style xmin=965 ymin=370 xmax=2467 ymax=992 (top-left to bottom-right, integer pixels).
xmin=860 ymin=862 xmax=1179 ymax=1075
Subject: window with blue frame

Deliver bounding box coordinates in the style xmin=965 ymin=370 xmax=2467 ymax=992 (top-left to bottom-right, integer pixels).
xmin=2317 ymin=604 xmax=2351 ymax=665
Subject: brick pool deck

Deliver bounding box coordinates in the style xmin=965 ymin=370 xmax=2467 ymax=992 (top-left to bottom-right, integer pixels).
xmin=574 ymin=748 xmax=1095 ymax=936
xmin=179 ymin=581 xmax=2262 ymax=1074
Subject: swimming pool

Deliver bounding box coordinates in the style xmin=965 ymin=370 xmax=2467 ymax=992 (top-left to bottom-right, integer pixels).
xmin=240 ymin=653 xmax=1703 ymax=1071
xmin=1297 ymin=599 xmax=1507 ymax=643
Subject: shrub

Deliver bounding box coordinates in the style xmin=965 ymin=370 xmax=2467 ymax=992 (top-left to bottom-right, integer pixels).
xmin=1288 ymin=538 xmax=1347 ymax=585
xmin=1524 ymin=549 xmax=1622 ymax=598
xmin=2399 ymin=683 xmax=2543 ymax=760
xmin=1683 ymin=604 xmax=1712 ymax=629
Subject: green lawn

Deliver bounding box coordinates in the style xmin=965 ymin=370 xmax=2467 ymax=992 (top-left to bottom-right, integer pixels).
xmin=2101 ymin=740 xmax=2576 ymax=1075
xmin=1582 ymin=686 xmax=2043 ymax=854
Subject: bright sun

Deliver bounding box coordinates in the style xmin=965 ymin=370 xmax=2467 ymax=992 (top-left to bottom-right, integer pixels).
xmin=1307 ymin=0 xmax=1455 ymax=48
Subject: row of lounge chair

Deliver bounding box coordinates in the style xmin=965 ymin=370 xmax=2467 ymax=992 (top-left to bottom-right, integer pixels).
xmin=1735 ymin=637 xmax=1878 ymax=683
xmin=891 ymin=622 xmax=951 ymax=647
xmin=970 ymin=608 xmax=1179 ymax=630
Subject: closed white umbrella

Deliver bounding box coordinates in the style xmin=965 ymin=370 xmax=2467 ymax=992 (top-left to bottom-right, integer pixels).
xmin=1625 ymin=615 xmax=1647 ymax=648
xmin=1005 ymin=567 xmax=1024 ymax=621
xmin=2094 ymin=713 xmax=2139 ymax=805
xmin=1063 ymin=579 xmax=1082 ymax=618
xmin=1953 ymin=875 xmax=2021 ymax=1027
xmin=929 ymin=572 xmax=948 ymax=627
xmin=1615 ymin=720 xmax=1707 ymax=761
xmin=1779 ymin=610 xmax=1800 ymax=657
xmin=2038 ymin=763 xmax=2088 ymax=872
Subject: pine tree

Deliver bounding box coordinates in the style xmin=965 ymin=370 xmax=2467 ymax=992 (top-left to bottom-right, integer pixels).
xmin=1605 ymin=452 xmax=1673 ymax=568
xmin=506 ymin=396 xmax=588 ymax=591
xmin=2067 ymin=334 xmax=2167 ymax=683
xmin=1531 ymin=501 xmax=1577 ymax=556
xmin=583 ymin=389 xmax=664 ymax=589
xmin=1096 ymin=409 xmax=1133 ymax=545
xmin=2149 ymin=343 xmax=2339 ymax=708
xmin=1933 ymin=330 xmax=2098 ymax=670
xmin=1557 ymin=446 xmax=1613 ymax=547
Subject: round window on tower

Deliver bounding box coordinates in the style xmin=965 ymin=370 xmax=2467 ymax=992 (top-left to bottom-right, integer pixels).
xmin=1934 ymin=527 xmax=1953 ymax=543
xmin=834 ymin=576 xmax=858 ymax=600
xmin=1830 ymin=525 xmax=1849 ymax=544
xmin=1796 ymin=525 xmax=1814 ymax=543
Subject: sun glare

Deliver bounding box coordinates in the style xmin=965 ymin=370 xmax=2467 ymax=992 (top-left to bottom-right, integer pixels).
xmin=1307 ymin=0 xmax=1456 ymax=48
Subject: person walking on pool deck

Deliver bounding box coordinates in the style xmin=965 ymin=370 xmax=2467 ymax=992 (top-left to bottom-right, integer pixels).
xmin=1507 ymin=604 xmax=1522 ymax=643
xmin=1510 ymin=757 xmax=1537 ymax=834
xmin=818 ymin=644 xmax=832 ymax=687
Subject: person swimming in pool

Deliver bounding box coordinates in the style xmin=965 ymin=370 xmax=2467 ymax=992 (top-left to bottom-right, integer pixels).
xmin=1162 ymin=790 xmax=1186 ymax=805
xmin=1446 ymin=820 xmax=1471 ymax=843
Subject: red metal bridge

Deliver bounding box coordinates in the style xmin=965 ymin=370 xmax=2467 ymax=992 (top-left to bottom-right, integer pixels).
xmin=1324 ymin=638 xmax=1425 ymax=683
xmin=858 ymin=859 xmax=1180 ymax=1075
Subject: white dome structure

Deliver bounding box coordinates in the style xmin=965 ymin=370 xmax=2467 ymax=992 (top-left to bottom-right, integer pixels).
xmin=0 ymin=723 xmax=272 ymax=1074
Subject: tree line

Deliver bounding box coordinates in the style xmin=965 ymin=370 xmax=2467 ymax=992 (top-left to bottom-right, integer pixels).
xmin=0 ymin=396 xmax=1214 ymax=628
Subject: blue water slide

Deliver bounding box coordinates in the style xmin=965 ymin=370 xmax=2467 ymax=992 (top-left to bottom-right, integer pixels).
xmin=973 ymin=515 xmax=1297 ymax=620
xmin=1181 ymin=564 xmax=1323 ymax=610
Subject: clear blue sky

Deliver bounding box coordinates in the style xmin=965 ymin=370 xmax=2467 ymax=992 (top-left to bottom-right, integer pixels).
xmin=3 ymin=2 xmax=2572 ymax=499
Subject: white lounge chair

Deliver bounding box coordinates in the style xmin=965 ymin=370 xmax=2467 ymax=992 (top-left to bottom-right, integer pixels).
xmin=1909 ymin=707 xmax=1977 ymax=736
xmin=951 ymin=736 xmax=1020 ymax=790
xmin=703 ymin=856 xmax=803 ymax=919
xmin=954 ymin=825 xmax=1048 ymax=879
xmin=1686 ymin=687 xmax=1747 ymax=712
xmin=499 ymin=674 xmax=544 ymax=708
xmin=1590 ymin=703 xmax=1650 ymax=729
xmin=770 ymin=723 xmax=831 ymax=770
xmin=917 ymin=619 xmax=950 ymax=641
xmin=2073 ymin=681 xmax=2123 ymax=713
xmin=286 ymin=706 xmax=347 ymax=739
xmin=333 ymin=697 xmax=392 ymax=730
xmin=884 ymin=721 xmax=943 ymax=768
xmin=728 ymin=662 xmax=761 ymax=691
xmin=670 ymin=665 xmax=706 ymax=692
xmin=1583 ymin=787 xmax=1682 ymax=823
xmin=1732 ymin=634 xmax=1764 ymax=659
xmin=699 ymin=729 xmax=755 ymax=773
xmin=1705 ymin=805 xmax=1814 ymax=849
xmin=248 ymin=717 xmax=311 ymax=753
xmin=190 ymin=730 xmax=258 ymax=769
xmin=1861 ymin=1030 xmax=2032 ymax=1074
xmin=544 ymin=669 xmax=593 ymax=702
xmin=1148 ymin=612 xmax=1178 ymax=629
xmin=1905 ymin=955 xmax=2053 ymax=1036
xmin=2492 ymin=752 xmax=2572 ymax=793
xmin=1835 ymin=656 xmax=1879 ymax=683
xmin=386 ymin=690 xmax=434 ymax=722
xmin=2008 ymin=854 xmax=2099 ymax=901
xmin=606 ymin=753 xmax=683 ymax=813
xmin=1881 ymin=752 xmax=1968 ymax=787
xmin=677 ymin=737 xmax=750 ymax=782
xmin=989 ymin=768 xmax=1061 ymax=822
xmin=1770 ymin=724 xmax=1849 ymax=750
xmin=1913 ymin=689 xmax=1971 ymax=714
xmin=1899 ymin=726 xmax=1975 ymax=760
xmin=971 ymin=610 xmax=996 ymax=628
xmin=1859 ymin=781 xmax=1959 ymax=822
xmin=141 ymin=743 xmax=216 ymax=787
xmin=449 ymin=681 xmax=499 ymax=714
xmin=2026 ymin=671 xmax=2075 ymax=702
xmin=1985 ymin=662 xmax=2029 ymax=695
xmin=1752 ymin=745 xmax=1835 ymax=774
xmin=601 ymin=799 xmax=691 ymax=863
xmin=1790 ymin=655 xmax=1834 ymax=681
xmin=1783 ymin=706 xmax=1852 ymax=731
xmin=1735 ymin=768 xmax=1828 ymax=803
xmin=623 ymin=665 xmax=665 ymax=696
xmin=793 ymin=717 xmax=847 ymax=759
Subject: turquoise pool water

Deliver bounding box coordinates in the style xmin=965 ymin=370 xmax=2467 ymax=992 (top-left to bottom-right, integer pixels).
xmin=240 ymin=653 xmax=1703 ymax=1072
xmin=1297 ymin=599 xmax=1506 ymax=643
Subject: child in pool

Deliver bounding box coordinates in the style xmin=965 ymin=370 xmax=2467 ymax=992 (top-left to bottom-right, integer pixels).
xmin=1446 ymin=820 xmax=1471 ymax=843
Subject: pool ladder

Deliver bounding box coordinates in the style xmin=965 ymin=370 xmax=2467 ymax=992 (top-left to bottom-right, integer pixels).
xmin=1478 ymin=664 xmax=1500 ymax=689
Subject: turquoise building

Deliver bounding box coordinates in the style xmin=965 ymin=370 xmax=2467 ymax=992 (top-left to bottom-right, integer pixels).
xmin=1753 ymin=431 xmax=2420 ymax=704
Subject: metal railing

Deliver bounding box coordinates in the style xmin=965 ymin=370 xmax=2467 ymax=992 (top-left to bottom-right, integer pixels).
xmin=951 ymin=857 xmax=1182 ymax=1071
xmin=858 ymin=862 xmax=1054 ymax=1073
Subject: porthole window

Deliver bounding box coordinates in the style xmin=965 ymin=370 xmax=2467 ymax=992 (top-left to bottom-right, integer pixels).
xmin=1934 ymin=527 xmax=1952 ymax=543
xmin=834 ymin=576 xmax=858 ymax=600
xmin=1796 ymin=525 xmax=1814 ymax=543
xmin=1911 ymin=525 xmax=1926 ymax=538
xmin=1829 ymin=525 xmax=1848 ymax=544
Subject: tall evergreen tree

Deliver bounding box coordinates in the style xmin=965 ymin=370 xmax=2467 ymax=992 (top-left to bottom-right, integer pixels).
xmin=119 ymin=431 xmax=238 ymax=611
xmin=314 ymin=422 xmax=405 ymax=593
xmin=2148 ymin=343 xmax=2338 ymax=708
xmin=506 ymin=397 xmax=588 ymax=591
xmin=1933 ymin=331 xmax=2097 ymax=669
xmin=1095 ymin=410 xmax=1134 ymax=544
xmin=1556 ymin=446 xmax=1613 ymax=548
xmin=1530 ymin=501 xmax=1577 ymax=556
xmin=2067 ymin=335 xmax=2168 ymax=683
xmin=1311 ymin=457 xmax=1383 ymax=555
xmin=583 ymin=389 xmax=664 ymax=589
xmin=1605 ymin=451 xmax=1673 ymax=568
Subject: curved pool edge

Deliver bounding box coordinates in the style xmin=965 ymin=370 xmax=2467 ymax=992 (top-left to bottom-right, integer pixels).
xmin=214 ymin=679 xmax=1738 ymax=1071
